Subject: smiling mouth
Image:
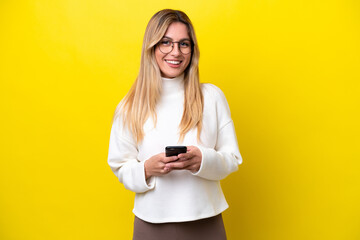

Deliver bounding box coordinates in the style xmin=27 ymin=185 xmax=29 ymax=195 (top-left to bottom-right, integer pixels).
xmin=165 ymin=60 xmax=182 ymax=65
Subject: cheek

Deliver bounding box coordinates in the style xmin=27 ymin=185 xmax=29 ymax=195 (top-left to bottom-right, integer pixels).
xmin=184 ymin=56 xmax=191 ymax=69
xmin=155 ymin=50 xmax=162 ymax=66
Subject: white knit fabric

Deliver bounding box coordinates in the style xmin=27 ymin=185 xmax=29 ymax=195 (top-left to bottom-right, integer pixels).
xmin=108 ymin=74 xmax=242 ymax=223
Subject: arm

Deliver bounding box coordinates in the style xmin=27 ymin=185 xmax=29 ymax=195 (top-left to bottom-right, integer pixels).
xmin=107 ymin=114 xmax=155 ymax=193
xmin=193 ymin=119 xmax=242 ymax=181
xmin=193 ymin=85 xmax=242 ymax=180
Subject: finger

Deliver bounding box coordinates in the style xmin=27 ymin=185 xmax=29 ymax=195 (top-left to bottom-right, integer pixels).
xmin=163 ymin=155 xmax=179 ymax=163
xmin=186 ymin=145 xmax=196 ymax=152
xmin=178 ymin=152 xmax=193 ymax=160
xmin=163 ymin=166 xmax=171 ymax=173
xmin=185 ymin=164 xmax=200 ymax=172
xmin=166 ymin=160 xmax=190 ymax=170
xmin=186 ymin=146 xmax=201 ymax=158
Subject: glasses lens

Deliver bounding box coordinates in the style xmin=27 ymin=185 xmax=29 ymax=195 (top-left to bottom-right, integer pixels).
xmin=179 ymin=41 xmax=192 ymax=54
xmin=159 ymin=40 xmax=172 ymax=54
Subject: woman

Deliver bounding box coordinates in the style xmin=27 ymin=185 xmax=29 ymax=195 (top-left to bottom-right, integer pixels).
xmin=108 ymin=9 xmax=242 ymax=240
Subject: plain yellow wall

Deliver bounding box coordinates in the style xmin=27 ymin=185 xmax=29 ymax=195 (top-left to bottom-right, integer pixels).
xmin=1 ymin=0 xmax=359 ymax=239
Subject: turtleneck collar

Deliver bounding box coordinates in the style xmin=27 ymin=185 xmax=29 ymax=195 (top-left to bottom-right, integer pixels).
xmin=161 ymin=73 xmax=185 ymax=97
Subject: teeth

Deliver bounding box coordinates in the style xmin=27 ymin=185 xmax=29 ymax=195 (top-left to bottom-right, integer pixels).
xmin=165 ymin=60 xmax=181 ymax=65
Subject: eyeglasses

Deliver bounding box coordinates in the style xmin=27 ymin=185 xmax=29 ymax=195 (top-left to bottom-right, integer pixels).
xmin=158 ymin=38 xmax=193 ymax=55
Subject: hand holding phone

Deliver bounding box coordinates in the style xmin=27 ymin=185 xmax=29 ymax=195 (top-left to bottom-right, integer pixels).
xmin=163 ymin=146 xmax=202 ymax=173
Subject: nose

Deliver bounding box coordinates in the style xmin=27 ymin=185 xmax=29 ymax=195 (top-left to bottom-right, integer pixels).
xmin=170 ymin=42 xmax=181 ymax=56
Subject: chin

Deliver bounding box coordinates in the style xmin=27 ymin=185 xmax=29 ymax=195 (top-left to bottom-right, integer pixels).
xmin=162 ymin=71 xmax=183 ymax=78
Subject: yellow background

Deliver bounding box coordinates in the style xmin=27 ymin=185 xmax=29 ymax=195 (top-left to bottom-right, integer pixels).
xmin=1 ymin=0 xmax=359 ymax=239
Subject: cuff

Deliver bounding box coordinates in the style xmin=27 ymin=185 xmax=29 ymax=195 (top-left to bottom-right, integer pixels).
xmin=139 ymin=161 xmax=156 ymax=190
xmin=190 ymin=145 xmax=217 ymax=178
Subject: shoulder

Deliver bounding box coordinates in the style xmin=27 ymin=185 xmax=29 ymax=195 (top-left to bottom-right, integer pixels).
xmin=201 ymin=83 xmax=229 ymax=106
xmin=201 ymin=83 xmax=227 ymax=100
xmin=201 ymin=83 xmax=231 ymax=119
xmin=110 ymin=99 xmax=137 ymax=144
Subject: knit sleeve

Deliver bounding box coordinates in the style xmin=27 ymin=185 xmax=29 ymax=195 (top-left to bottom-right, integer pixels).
xmin=107 ymin=110 xmax=155 ymax=193
xmin=192 ymin=85 xmax=242 ymax=181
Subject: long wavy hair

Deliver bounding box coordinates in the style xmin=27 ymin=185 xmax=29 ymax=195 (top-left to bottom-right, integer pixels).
xmin=115 ymin=9 xmax=203 ymax=144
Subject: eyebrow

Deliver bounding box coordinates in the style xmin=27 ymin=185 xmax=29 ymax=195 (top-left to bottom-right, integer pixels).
xmin=162 ymin=36 xmax=191 ymax=41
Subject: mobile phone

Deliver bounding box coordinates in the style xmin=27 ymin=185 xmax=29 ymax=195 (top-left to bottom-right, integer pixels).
xmin=165 ymin=146 xmax=187 ymax=157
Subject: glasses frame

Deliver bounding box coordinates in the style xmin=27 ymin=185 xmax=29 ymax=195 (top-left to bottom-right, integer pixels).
xmin=157 ymin=39 xmax=193 ymax=55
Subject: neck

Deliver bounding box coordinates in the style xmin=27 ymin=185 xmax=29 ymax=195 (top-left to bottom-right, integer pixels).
xmin=161 ymin=73 xmax=185 ymax=97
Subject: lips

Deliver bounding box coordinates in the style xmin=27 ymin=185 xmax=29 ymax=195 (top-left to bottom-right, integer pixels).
xmin=165 ymin=59 xmax=182 ymax=68
xmin=165 ymin=60 xmax=181 ymax=65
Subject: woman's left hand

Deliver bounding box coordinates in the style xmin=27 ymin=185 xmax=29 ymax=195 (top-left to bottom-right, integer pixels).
xmin=164 ymin=146 xmax=202 ymax=173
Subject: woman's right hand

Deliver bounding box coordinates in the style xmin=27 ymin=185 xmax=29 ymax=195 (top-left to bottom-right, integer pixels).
xmin=144 ymin=153 xmax=178 ymax=180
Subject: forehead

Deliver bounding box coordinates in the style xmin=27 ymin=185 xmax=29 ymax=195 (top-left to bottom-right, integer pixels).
xmin=163 ymin=22 xmax=190 ymax=40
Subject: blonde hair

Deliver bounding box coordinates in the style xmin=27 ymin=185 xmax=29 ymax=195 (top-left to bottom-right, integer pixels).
xmin=115 ymin=9 xmax=203 ymax=144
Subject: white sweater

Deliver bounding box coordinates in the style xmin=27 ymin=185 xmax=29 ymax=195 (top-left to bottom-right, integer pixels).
xmin=107 ymin=74 xmax=242 ymax=223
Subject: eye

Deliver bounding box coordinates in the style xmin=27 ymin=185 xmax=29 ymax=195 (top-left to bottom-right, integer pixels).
xmin=180 ymin=41 xmax=190 ymax=47
xmin=160 ymin=40 xmax=171 ymax=46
